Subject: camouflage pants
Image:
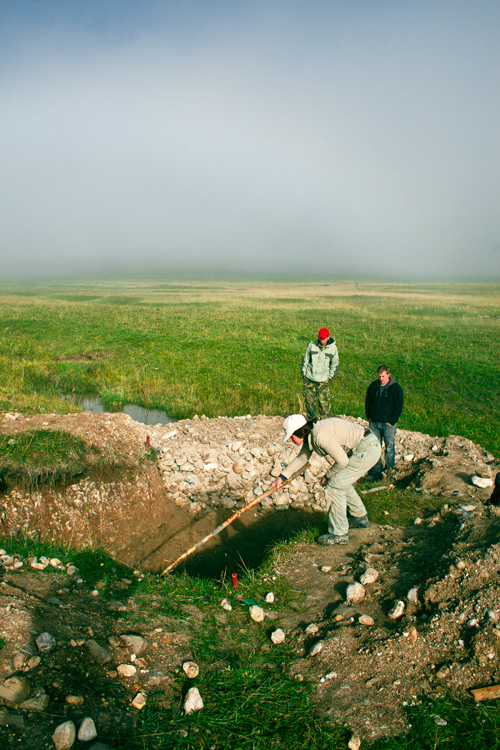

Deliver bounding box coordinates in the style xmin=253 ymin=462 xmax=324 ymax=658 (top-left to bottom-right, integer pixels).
xmin=303 ymin=377 xmax=330 ymax=420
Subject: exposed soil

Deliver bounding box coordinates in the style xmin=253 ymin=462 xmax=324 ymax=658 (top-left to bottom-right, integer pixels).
xmin=0 ymin=410 xmax=499 ymax=748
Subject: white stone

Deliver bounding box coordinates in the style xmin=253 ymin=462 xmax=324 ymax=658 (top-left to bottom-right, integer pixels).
xmin=131 ymin=692 xmax=147 ymax=710
xmin=404 ymin=454 xmax=414 ymax=462
xmin=305 ymin=623 xmax=319 ymax=635
xmin=358 ymin=615 xmax=374 ymax=626
xmin=249 ymin=605 xmax=265 ymax=622
xmin=388 ymin=601 xmax=405 ymax=619
xmin=117 ymin=664 xmax=137 ymax=677
xmin=408 ymin=625 xmax=418 ymax=645
xmin=183 ymin=661 xmax=199 ymax=679
xmin=348 ymin=734 xmax=362 ymax=750
xmin=184 ymin=687 xmax=204 ymax=714
xmin=52 ymin=720 xmax=76 ymax=750
xmin=77 ymin=717 xmax=97 ymax=741
xmin=309 ymin=641 xmax=323 ymax=656
xmin=360 ymin=568 xmax=379 ymax=585
xmin=346 ymin=582 xmax=366 ymax=604
xmin=220 ymin=598 xmax=232 ymax=611
xmin=265 ymin=592 xmax=275 ymax=603
xmin=471 ymin=475 xmax=493 ymax=488
xmin=271 ymin=629 xmax=285 ymax=644
xmin=407 ymin=587 xmax=419 ymax=603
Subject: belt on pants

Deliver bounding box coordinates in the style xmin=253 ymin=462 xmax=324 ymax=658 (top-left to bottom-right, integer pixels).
xmin=360 ymin=429 xmax=380 ymax=446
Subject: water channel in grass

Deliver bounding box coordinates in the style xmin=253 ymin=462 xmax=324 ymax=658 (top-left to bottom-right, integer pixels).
xmin=64 ymin=394 xmax=174 ymax=426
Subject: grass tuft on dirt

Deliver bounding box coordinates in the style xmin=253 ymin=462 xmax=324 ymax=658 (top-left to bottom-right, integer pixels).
xmin=0 ymin=429 xmax=100 ymax=489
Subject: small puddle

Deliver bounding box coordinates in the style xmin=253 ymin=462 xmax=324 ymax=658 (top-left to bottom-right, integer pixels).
xmin=64 ymin=394 xmax=174 ymax=426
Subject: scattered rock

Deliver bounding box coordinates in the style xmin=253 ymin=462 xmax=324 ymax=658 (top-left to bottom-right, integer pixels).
xmin=119 ymin=634 xmax=147 ymax=656
xmin=346 ymin=583 xmax=366 ymax=604
xmin=271 ymin=629 xmax=286 ymax=644
xmin=52 ymin=720 xmax=76 ymax=750
xmin=117 ymin=664 xmax=137 ymax=678
xmin=360 ymin=568 xmax=379 ymax=585
xmin=182 ymin=661 xmax=199 ymax=679
xmin=471 ymin=475 xmax=493 ymax=488
xmin=77 ymin=717 xmax=97 ymax=742
xmin=309 ymin=641 xmax=323 ymax=656
xmin=12 ymin=652 xmax=25 ymax=670
xmin=305 ymin=623 xmax=319 ymax=635
xmin=19 ymin=687 xmax=50 ymax=711
xmin=36 ymin=631 xmax=57 ymax=653
xmin=436 ymin=665 xmax=451 ymax=680
xmin=388 ymin=601 xmax=405 ymax=620
xmin=131 ymin=692 xmax=147 ymax=710
xmin=249 ymin=605 xmax=265 ymax=622
xmin=65 ymin=695 xmax=84 ymax=706
xmin=184 ymin=687 xmax=204 ymax=714
xmin=0 ymin=675 xmax=31 ymax=704
xmin=407 ymin=588 xmax=419 ymax=604
xmin=358 ymin=615 xmax=374 ymax=626
xmin=85 ymin=640 xmax=112 ymax=664
xmin=0 ymin=709 xmax=25 ymax=730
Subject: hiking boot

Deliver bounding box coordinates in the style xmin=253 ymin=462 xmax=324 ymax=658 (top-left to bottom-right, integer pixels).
xmin=348 ymin=514 xmax=369 ymax=529
xmin=317 ymin=533 xmax=349 ymax=546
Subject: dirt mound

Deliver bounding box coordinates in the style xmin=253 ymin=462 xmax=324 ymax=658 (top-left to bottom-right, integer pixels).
xmin=1 ymin=410 xmax=497 ymax=575
xmin=276 ymin=504 xmax=500 ymax=740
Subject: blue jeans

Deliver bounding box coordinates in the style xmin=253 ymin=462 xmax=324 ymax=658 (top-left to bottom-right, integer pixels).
xmin=324 ymin=432 xmax=381 ymax=535
xmin=369 ymin=421 xmax=397 ymax=474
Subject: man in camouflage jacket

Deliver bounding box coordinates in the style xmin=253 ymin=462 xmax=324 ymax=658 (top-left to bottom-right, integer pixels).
xmin=301 ymin=327 xmax=339 ymax=420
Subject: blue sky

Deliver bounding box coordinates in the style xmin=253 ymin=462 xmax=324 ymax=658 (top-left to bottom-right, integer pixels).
xmin=1 ymin=0 xmax=499 ymax=280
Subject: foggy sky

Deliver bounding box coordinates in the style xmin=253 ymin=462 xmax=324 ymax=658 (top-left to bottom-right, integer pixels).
xmin=1 ymin=0 xmax=499 ymax=281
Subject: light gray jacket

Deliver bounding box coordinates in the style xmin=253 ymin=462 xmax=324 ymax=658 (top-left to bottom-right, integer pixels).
xmin=281 ymin=418 xmax=365 ymax=480
xmin=301 ymin=338 xmax=339 ymax=383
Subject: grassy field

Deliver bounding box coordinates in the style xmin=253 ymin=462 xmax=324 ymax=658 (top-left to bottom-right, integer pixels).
xmin=0 ymin=279 xmax=499 ymax=453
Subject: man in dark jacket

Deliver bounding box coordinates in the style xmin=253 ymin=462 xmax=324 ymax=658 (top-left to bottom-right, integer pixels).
xmin=364 ymin=365 xmax=404 ymax=480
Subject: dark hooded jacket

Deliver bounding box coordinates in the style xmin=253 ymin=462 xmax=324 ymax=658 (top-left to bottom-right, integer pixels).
xmin=365 ymin=376 xmax=404 ymax=425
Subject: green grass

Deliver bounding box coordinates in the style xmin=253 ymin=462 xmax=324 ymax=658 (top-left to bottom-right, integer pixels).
xmin=0 ymin=429 xmax=101 ymax=488
xmin=0 ymin=279 xmax=498 ymax=454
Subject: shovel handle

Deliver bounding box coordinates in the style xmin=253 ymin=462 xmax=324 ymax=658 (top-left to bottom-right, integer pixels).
xmin=161 ymin=462 xmax=310 ymax=575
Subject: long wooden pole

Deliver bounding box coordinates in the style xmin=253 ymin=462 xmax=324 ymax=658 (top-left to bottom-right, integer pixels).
xmin=161 ymin=463 xmax=309 ymax=575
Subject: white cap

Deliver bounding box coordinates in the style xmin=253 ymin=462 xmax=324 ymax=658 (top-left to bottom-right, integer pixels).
xmin=282 ymin=414 xmax=307 ymax=443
